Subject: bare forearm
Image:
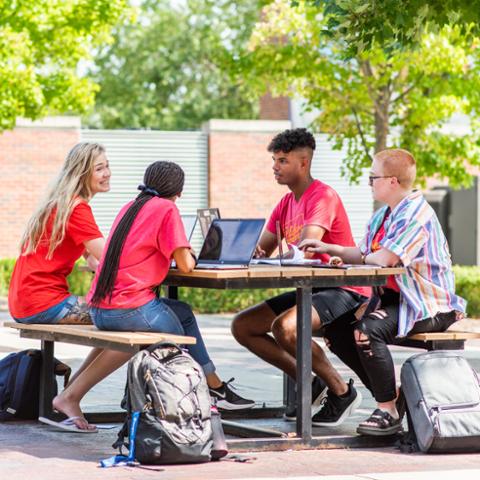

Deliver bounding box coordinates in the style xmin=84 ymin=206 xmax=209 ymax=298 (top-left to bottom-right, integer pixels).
xmin=326 ymin=245 xmax=362 ymax=264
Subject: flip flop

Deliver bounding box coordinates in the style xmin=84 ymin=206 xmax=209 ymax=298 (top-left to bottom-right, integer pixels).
xmin=38 ymin=416 xmax=98 ymax=433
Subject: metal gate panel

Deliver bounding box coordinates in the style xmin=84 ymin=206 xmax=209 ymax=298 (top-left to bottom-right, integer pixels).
xmin=81 ymin=130 xmax=208 ymax=247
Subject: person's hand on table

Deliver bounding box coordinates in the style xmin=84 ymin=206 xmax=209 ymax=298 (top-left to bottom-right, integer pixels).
xmin=328 ymin=256 xmax=344 ymax=267
xmin=298 ymin=238 xmax=329 ymax=254
xmin=254 ymin=245 xmax=266 ymax=258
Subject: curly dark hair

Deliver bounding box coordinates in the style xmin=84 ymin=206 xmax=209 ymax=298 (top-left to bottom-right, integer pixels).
xmin=267 ymin=128 xmax=316 ymax=153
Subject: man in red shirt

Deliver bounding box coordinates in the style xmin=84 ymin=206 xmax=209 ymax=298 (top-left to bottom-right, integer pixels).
xmin=231 ymin=128 xmax=370 ymax=427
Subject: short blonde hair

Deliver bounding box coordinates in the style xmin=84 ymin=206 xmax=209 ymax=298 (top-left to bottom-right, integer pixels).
xmin=374 ymin=148 xmax=416 ymax=189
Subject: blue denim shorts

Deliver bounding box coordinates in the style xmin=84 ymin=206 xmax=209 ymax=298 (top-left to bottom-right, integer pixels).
xmin=90 ymin=297 xmax=215 ymax=375
xmin=14 ymin=295 xmax=80 ymax=324
xmin=91 ymin=297 xmax=184 ymax=334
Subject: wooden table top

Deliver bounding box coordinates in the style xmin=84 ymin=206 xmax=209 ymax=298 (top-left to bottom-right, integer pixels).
xmin=166 ymin=265 xmax=405 ymax=280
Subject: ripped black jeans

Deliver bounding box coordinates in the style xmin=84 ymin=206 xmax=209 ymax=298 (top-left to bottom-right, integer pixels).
xmin=324 ymin=289 xmax=458 ymax=403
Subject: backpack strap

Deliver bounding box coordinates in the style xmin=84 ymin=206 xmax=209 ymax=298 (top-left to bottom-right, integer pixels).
xmin=147 ymin=342 xmax=183 ymax=363
xmin=101 ymin=411 xmax=141 ymax=468
xmin=397 ymin=406 xmax=419 ymax=453
xmin=146 ymin=341 xmax=182 ymax=354
xmin=53 ymin=359 xmax=71 ymax=388
xmin=9 ymin=353 xmax=39 ymax=416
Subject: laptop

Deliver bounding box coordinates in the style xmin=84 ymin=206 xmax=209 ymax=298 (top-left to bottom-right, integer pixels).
xmin=197 ymin=208 xmax=221 ymax=238
xmin=195 ymin=219 xmax=265 ymax=269
xmin=181 ymin=214 xmax=198 ymax=242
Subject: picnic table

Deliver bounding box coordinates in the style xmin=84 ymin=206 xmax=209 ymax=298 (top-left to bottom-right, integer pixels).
xmin=164 ymin=264 xmax=405 ymax=450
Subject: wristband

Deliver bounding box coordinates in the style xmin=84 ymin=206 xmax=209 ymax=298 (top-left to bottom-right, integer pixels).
xmin=190 ymin=251 xmax=198 ymax=266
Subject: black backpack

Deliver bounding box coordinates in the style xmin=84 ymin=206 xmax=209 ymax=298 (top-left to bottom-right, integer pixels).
xmin=112 ymin=342 xmax=216 ymax=465
xmin=0 ymin=349 xmax=71 ymax=421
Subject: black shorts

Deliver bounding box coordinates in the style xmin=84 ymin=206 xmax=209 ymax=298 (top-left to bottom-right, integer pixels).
xmin=265 ymin=288 xmax=367 ymax=333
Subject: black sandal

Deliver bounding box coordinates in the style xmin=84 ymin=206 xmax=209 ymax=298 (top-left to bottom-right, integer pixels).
xmin=357 ymin=408 xmax=403 ymax=436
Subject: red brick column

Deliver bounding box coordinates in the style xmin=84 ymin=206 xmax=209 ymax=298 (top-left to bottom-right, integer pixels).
xmin=0 ymin=117 xmax=80 ymax=258
xmin=204 ymin=119 xmax=292 ymax=219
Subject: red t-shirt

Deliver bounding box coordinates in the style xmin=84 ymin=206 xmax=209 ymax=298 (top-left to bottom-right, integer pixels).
xmin=266 ymin=180 xmax=371 ymax=298
xmin=87 ymin=198 xmax=190 ymax=309
xmin=371 ymin=213 xmax=400 ymax=292
xmin=8 ymin=201 xmax=102 ymax=318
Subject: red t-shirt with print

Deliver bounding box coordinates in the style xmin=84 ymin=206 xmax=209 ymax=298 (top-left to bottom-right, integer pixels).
xmin=266 ymin=180 xmax=371 ymax=298
xmin=87 ymin=197 xmax=190 ymax=309
xmin=370 ymin=213 xmax=400 ymax=292
xmin=8 ymin=201 xmax=103 ymax=318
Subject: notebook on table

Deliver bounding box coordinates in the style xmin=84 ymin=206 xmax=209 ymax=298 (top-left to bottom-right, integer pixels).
xmin=195 ymin=219 xmax=265 ymax=270
xmin=181 ymin=214 xmax=198 ymax=241
xmin=171 ymin=215 xmax=198 ymax=269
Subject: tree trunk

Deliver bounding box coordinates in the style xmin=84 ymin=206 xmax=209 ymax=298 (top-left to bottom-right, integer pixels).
xmin=374 ymin=85 xmax=390 ymax=153
xmin=373 ymin=84 xmax=391 ymax=209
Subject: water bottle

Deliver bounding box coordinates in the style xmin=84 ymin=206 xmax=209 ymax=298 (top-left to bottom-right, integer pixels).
xmin=210 ymin=405 xmax=228 ymax=461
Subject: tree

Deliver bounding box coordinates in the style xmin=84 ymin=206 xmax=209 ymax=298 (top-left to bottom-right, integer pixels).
xmin=86 ymin=0 xmax=264 ymax=130
xmin=0 ymin=0 xmax=128 ymax=131
xmin=236 ymin=0 xmax=480 ymax=187
xmin=307 ymin=0 xmax=480 ymax=56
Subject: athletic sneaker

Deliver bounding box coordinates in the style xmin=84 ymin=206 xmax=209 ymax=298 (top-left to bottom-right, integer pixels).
xmin=284 ymin=376 xmax=328 ymax=422
xmin=209 ymin=377 xmax=255 ymax=411
xmin=311 ymin=379 xmax=362 ymax=427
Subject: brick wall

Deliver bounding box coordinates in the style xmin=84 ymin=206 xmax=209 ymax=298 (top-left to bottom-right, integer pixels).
xmin=0 ymin=117 xmax=80 ymax=258
xmin=259 ymin=92 xmax=290 ymax=120
xmin=205 ymin=119 xmax=292 ymax=219
xmin=0 ymin=118 xmax=290 ymax=258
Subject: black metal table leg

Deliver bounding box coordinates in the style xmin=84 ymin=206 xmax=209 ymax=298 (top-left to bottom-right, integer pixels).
xmin=167 ymin=285 xmax=178 ymax=300
xmin=39 ymin=339 xmax=55 ymax=418
xmin=296 ymin=286 xmax=312 ymax=442
xmin=283 ymin=373 xmax=296 ymax=413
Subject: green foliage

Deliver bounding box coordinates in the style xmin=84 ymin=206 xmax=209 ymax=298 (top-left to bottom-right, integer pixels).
xmin=0 ymin=258 xmax=15 ymax=296
xmin=67 ymin=260 xmax=94 ymax=297
xmin=86 ymin=0 xmax=263 ymax=130
xmin=236 ymin=0 xmax=480 ymax=188
xmin=176 ymin=287 xmax=289 ymax=314
xmin=452 ymin=265 xmax=480 ymax=318
xmin=0 ymin=0 xmax=128 ymax=131
xmin=307 ymin=1 xmax=480 ymax=56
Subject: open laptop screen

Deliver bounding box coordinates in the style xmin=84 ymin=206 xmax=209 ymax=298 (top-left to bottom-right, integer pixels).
xmin=198 ymin=219 xmax=265 ymax=263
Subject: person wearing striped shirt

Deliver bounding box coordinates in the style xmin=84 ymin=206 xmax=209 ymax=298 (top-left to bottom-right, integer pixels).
xmin=299 ymin=148 xmax=466 ymax=436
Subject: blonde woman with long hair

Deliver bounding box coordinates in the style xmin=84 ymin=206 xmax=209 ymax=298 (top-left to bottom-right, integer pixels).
xmin=8 ymin=142 xmax=110 ymax=325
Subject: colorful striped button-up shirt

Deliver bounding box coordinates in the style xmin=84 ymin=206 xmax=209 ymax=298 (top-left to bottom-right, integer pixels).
xmin=359 ymin=190 xmax=466 ymax=337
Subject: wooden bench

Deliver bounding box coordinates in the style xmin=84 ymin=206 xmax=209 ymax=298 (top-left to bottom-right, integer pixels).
xmin=4 ymin=321 xmax=196 ymax=422
xmin=398 ymin=329 xmax=480 ymax=351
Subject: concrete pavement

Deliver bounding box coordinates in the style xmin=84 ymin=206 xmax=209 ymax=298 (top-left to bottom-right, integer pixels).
xmin=1 ymin=309 xmax=480 ymax=479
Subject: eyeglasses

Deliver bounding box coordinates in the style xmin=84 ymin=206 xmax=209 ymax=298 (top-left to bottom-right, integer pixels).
xmin=368 ymin=175 xmax=398 ymax=187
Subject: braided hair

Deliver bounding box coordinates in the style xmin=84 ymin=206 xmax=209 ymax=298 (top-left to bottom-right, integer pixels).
xmin=91 ymin=161 xmax=185 ymax=305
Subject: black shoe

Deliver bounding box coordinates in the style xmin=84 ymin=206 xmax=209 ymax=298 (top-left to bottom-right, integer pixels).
xmin=209 ymin=378 xmax=255 ymax=411
xmin=311 ymin=379 xmax=362 ymax=427
xmin=284 ymin=376 xmax=328 ymax=422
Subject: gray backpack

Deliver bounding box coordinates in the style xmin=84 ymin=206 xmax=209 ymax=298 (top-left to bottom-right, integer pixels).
xmin=400 ymin=350 xmax=480 ymax=453
xmin=113 ymin=342 xmax=213 ymax=464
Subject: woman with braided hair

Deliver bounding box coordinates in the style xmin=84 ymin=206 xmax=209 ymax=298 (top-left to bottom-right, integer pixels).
xmin=50 ymin=161 xmax=254 ymax=432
